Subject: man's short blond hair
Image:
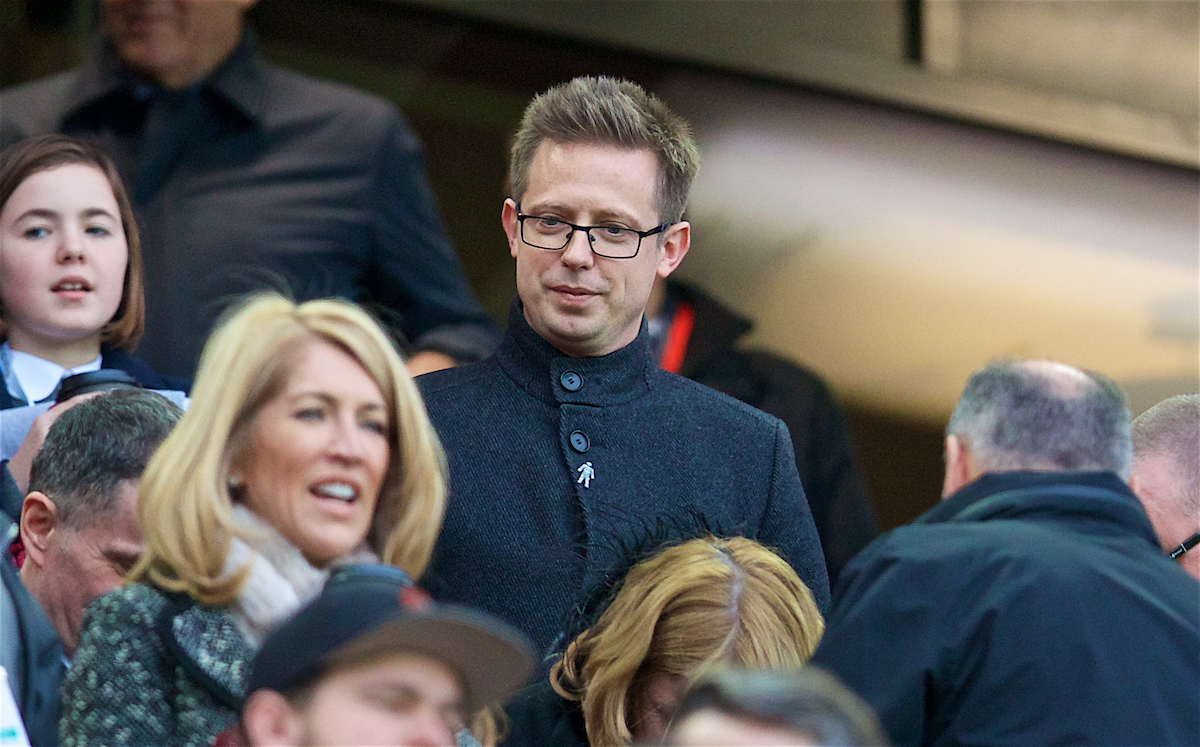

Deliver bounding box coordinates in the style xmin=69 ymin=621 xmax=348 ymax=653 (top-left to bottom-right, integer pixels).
xmin=509 ymin=76 xmax=700 ymax=223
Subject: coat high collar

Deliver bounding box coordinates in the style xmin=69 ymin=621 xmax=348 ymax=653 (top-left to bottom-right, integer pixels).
xmin=496 ymin=299 xmax=655 ymax=407
xmin=918 ymin=470 xmax=1160 ymax=549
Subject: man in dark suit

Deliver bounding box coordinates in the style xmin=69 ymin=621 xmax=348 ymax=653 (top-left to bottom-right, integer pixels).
xmin=1 ymin=389 xmax=179 ymax=745
xmin=417 ymin=76 xmax=829 ymax=655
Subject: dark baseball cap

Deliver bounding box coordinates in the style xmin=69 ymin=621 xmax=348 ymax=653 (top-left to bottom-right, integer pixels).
xmin=246 ymin=564 xmax=535 ymax=712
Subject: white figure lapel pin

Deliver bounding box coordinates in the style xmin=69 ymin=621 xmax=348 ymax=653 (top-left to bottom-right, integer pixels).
xmin=576 ymin=462 xmax=595 ymax=488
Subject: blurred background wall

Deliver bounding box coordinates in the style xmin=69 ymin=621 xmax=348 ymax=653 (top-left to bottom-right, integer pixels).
xmin=4 ymin=0 xmax=1196 ymax=528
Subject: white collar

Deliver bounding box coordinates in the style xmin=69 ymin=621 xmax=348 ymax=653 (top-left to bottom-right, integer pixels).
xmin=3 ymin=343 xmax=102 ymax=403
xmin=224 ymin=504 xmax=378 ymax=648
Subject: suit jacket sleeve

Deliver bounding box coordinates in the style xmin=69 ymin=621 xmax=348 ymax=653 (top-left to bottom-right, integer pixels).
xmin=759 ymin=419 xmax=832 ymax=613
xmin=60 ymin=590 xmax=172 ymax=747
xmin=363 ymin=110 xmax=500 ymax=363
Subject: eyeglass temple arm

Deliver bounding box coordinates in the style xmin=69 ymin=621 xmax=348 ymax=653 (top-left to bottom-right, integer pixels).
xmin=1168 ymin=532 xmax=1200 ymax=560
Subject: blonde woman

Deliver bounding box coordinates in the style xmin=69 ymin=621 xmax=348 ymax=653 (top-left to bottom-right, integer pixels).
xmin=60 ymin=294 xmax=447 ymax=747
xmin=504 ymin=536 xmax=825 ymax=746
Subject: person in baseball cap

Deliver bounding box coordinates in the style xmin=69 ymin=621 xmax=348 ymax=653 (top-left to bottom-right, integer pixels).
xmin=234 ymin=564 xmax=534 ymax=747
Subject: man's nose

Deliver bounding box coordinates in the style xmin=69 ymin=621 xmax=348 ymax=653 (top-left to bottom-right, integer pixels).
xmin=559 ymin=228 xmax=595 ymax=267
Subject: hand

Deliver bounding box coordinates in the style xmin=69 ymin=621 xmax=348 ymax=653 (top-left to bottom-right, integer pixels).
xmin=406 ymin=350 xmax=457 ymax=377
xmin=7 ymin=392 xmax=102 ymax=494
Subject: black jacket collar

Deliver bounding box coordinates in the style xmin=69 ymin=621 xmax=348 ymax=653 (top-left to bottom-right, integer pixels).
xmin=667 ymin=280 xmax=753 ymax=377
xmin=497 ymin=299 xmax=653 ymax=407
xmin=918 ymin=470 xmax=1159 ymax=547
xmin=61 ymin=28 xmax=266 ymax=129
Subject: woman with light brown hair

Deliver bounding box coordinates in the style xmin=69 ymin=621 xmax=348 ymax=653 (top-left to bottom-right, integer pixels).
xmin=60 ymin=293 xmax=447 ymax=747
xmin=504 ymin=536 xmax=825 ymax=746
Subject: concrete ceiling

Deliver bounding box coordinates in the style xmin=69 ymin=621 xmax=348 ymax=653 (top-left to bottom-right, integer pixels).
xmin=401 ymin=0 xmax=1199 ymax=166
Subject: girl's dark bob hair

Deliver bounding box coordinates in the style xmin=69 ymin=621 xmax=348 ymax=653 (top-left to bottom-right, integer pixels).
xmin=0 ymin=134 xmax=144 ymax=350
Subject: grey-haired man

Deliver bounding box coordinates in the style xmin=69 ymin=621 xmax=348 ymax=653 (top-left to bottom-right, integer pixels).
xmin=813 ymin=360 xmax=1200 ymax=746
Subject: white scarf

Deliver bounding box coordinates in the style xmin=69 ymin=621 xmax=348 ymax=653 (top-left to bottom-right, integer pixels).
xmin=223 ymin=504 xmax=378 ymax=648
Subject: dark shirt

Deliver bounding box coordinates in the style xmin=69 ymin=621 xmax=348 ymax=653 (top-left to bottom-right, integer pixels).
xmin=0 ymin=33 xmax=498 ymax=377
xmin=417 ymin=301 xmax=830 ymax=656
xmin=812 ymin=470 xmax=1200 ymax=747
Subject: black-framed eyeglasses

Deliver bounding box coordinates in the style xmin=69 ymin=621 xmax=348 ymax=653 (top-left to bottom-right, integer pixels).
xmin=516 ymin=212 xmax=671 ymax=259
xmin=1168 ymin=532 xmax=1200 ymax=560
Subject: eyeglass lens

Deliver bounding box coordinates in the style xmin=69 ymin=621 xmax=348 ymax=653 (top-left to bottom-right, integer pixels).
xmin=522 ymin=218 xmax=641 ymax=258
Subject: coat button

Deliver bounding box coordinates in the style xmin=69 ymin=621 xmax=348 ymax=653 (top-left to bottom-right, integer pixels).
xmin=569 ymin=431 xmax=590 ymax=453
xmin=560 ymin=371 xmax=582 ymax=391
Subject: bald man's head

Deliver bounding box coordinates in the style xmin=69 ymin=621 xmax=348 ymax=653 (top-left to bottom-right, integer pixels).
xmin=1131 ymin=395 xmax=1200 ymax=580
xmin=945 ymin=360 xmax=1132 ymax=481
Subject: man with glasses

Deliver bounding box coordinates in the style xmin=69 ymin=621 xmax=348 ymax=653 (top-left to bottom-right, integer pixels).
xmin=1131 ymin=394 xmax=1200 ymax=581
xmin=416 ymin=76 xmax=829 ymax=656
xmin=812 ymin=360 xmax=1200 ymax=747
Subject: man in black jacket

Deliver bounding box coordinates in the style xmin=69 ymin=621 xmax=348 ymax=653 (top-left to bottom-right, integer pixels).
xmin=0 ymin=0 xmax=497 ymax=378
xmin=417 ymin=76 xmax=829 ymax=656
xmin=811 ymin=360 xmax=1200 ymax=747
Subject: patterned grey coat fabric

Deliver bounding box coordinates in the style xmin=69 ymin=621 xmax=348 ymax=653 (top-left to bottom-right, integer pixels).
xmin=417 ymin=302 xmax=831 ymax=655
xmin=60 ymin=584 xmax=251 ymax=747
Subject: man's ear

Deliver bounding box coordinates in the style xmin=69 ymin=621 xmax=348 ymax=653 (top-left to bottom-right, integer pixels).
xmin=502 ymin=199 xmax=521 ymax=260
xmin=242 ymin=689 xmax=303 ymax=747
xmin=20 ymin=491 xmax=59 ymax=569
xmin=942 ymin=435 xmax=974 ymax=499
xmin=1127 ymin=470 xmax=1141 ymax=494
xmin=655 ymin=220 xmax=690 ymax=279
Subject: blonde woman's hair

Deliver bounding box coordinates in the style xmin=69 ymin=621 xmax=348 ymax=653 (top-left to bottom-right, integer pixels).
xmin=550 ymin=536 xmax=825 ymax=746
xmin=131 ymin=294 xmax=447 ymax=605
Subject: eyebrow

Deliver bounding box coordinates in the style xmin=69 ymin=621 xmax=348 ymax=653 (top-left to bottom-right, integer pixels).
xmin=290 ymin=391 xmax=387 ymax=411
xmin=524 ymin=201 xmax=639 ymax=226
xmin=103 ymin=547 xmax=143 ymax=569
xmin=369 ymin=681 xmax=466 ymax=712
xmin=14 ymin=207 xmax=119 ymax=223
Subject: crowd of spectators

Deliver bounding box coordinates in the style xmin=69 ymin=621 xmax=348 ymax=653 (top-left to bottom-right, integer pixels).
xmin=0 ymin=3 xmax=1196 ymax=747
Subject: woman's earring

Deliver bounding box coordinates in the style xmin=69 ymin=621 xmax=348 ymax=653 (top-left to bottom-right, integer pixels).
xmin=228 ymin=474 xmax=244 ymax=492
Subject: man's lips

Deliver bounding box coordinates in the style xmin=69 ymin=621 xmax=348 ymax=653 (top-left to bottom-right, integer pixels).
xmin=549 ymin=284 xmax=601 ymax=298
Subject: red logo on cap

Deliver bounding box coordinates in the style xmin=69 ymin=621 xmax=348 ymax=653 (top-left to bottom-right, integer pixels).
xmin=398 ymin=585 xmax=432 ymax=612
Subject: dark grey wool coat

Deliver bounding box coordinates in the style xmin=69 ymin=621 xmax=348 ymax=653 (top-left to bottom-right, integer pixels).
xmin=417 ymin=302 xmax=831 ymax=654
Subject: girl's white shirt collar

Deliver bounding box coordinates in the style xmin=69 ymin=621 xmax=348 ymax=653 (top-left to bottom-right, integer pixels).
xmin=2 ymin=342 xmax=102 ymax=403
